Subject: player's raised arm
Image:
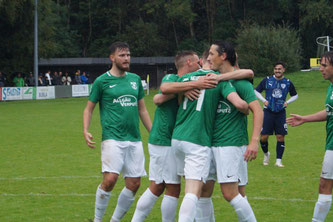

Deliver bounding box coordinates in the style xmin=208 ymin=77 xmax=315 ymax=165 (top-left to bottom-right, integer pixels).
xmin=160 ymin=76 xmax=218 ymax=94
xmin=287 ymin=109 xmax=327 ymax=127
xmin=208 ymin=69 xmax=254 ymax=82
xmin=83 ymin=101 xmax=97 ymax=149
xmin=153 ymin=93 xmax=176 ymax=106
xmin=138 ymin=98 xmax=152 ymax=132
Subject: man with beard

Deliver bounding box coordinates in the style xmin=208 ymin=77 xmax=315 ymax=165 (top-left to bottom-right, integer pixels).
xmin=83 ymin=42 xmax=152 ymax=222
xmin=255 ymin=62 xmax=298 ymax=167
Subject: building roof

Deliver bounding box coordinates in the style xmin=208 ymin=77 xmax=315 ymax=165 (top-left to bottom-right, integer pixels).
xmin=39 ymin=57 xmax=174 ymax=66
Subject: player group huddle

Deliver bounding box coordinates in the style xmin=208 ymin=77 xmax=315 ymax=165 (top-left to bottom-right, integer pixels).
xmin=83 ymin=41 xmax=333 ymax=222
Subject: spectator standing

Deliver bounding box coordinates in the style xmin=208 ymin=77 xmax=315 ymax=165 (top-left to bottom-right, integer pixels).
xmin=0 ymin=72 xmax=6 ymax=87
xmin=62 ymin=72 xmax=72 ymax=85
xmin=45 ymin=71 xmax=52 ymax=86
xmin=38 ymin=74 xmax=46 ymax=86
xmin=81 ymin=72 xmax=88 ymax=84
xmin=27 ymin=72 xmax=35 ymax=86
xmin=75 ymin=69 xmax=81 ymax=84
xmin=13 ymin=73 xmax=25 ymax=87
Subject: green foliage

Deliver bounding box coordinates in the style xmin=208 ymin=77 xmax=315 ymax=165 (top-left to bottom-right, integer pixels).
xmin=236 ymin=23 xmax=302 ymax=76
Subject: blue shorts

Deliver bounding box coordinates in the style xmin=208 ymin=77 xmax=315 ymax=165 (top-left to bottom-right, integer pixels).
xmin=261 ymin=109 xmax=287 ymax=135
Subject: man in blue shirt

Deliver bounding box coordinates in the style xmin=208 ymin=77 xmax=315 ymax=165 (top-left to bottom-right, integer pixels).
xmin=255 ymin=61 xmax=298 ymax=167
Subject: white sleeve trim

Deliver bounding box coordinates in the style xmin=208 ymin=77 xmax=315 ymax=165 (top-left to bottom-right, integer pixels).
xmin=254 ymin=90 xmax=267 ymax=103
xmin=286 ymin=94 xmax=298 ymax=104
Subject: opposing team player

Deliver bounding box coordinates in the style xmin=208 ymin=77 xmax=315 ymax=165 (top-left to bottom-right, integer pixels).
xmin=83 ymin=42 xmax=152 ymax=222
xmin=255 ymin=62 xmax=298 ymax=167
xmin=131 ymin=51 xmax=218 ymax=222
xmin=287 ymin=51 xmax=333 ymax=222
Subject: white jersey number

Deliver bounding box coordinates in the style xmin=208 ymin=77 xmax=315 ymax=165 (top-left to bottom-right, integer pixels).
xmin=182 ymin=89 xmax=205 ymax=111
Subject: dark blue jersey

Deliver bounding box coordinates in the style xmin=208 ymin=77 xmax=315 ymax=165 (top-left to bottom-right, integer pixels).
xmin=256 ymin=76 xmax=297 ymax=113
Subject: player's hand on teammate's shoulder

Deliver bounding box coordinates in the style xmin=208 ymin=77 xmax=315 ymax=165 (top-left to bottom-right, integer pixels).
xmin=196 ymin=75 xmax=218 ymax=89
xmin=83 ymin=131 xmax=96 ymax=148
xmin=184 ymin=89 xmax=201 ymax=101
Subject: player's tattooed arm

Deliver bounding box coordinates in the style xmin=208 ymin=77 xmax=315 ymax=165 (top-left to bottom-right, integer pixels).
xmin=83 ymin=101 xmax=97 ymax=149
xmin=287 ymin=109 xmax=327 ymax=127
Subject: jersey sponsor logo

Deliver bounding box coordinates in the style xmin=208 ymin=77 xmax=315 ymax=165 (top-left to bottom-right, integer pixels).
xmin=216 ymin=101 xmax=231 ymax=114
xmin=281 ymin=83 xmax=286 ymax=89
xmin=268 ymin=82 xmax=273 ymax=87
xmin=109 ymin=84 xmax=117 ymax=88
xmin=113 ymin=95 xmax=137 ymax=107
xmin=272 ymin=88 xmax=282 ymax=98
xmin=130 ymin=82 xmax=137 ymax=90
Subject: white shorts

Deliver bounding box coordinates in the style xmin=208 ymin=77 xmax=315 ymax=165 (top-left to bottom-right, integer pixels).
xmin=321 ymin=150 xmax=333 ymax=179
xmin=211 ymin=146 xmax=244 ymax=184
xmin=101 ymin=139 xmax=147 ymax=178
xmin=172 ymin=139 xmax=211 ymax=183
xmin=238 ymin=145 xmax=248 ymax=186
xmin=148 ymin=144 xmax=181 ymax=184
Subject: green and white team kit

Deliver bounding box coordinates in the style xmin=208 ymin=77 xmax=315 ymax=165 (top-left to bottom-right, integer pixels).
xmin=212 ymin=79 xmax=257 ymax=147
xmin=149 ymin=74 xmax=179 ymax=146
xmin=325 ymin=83 xmax=333 ymax=150
xmin=172 ymin=69 xmax=236 ymax=147
xmin=89 ymin=71 xmax=144 ymax=142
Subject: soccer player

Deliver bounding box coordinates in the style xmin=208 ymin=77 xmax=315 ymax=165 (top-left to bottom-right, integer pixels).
xmin=286 ymin=51 xmax=333 ymax=222
xmin=166 ymin=55 xmax=249 ymax=222
xmin=255 ymin=61 xmax=298 ymax=167
xmin=194 ymin=41 xmax=262 ymax=222
xmin=131 ymin=51 xmax=218 ymax=222
xmin=82 ymin=42 xmax=152 ymax=222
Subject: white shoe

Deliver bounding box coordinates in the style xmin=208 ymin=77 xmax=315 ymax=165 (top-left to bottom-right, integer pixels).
xmin=274 ymin=162 xmax=285 ymax=168
xmin=263 ymin=152 xmax=270 ymax=165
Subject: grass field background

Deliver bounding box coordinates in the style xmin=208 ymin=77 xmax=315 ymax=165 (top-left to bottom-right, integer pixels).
xmin=0 ymin=70 xmax=332 ymax=221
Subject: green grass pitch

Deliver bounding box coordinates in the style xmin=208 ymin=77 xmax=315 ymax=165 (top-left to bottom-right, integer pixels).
xmin=0 ymin=70 xmax=332 ymax=221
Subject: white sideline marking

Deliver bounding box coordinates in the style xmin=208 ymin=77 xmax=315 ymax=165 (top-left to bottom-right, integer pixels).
xmin=0 ymin=193 xmax=316 ymax=202
xmin=0 ymin=176 xmax=100 ymax=180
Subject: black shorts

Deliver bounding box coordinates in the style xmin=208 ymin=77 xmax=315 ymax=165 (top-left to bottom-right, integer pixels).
xmin=261 ymin=109 xmax=287 ymax=135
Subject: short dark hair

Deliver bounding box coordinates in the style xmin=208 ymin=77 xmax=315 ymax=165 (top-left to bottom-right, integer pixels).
xmin=201 ymin=49 xmax=210 ymax=61
xmin=274 ymin=61 xmax=286 ymax=68
xmin=212 ymin=40 xmax=236 ymax=66
xmin=174 ymin=50 xmax=197 ymax=69
xmin=322 ymin=51 xmax=333 ymax=66
xmin=109 ymin=42 xmax=130 ymax=55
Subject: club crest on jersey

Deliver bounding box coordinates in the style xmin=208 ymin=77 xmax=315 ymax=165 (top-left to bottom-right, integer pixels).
xmin=272 ymin=89 xmax=282 ymax=98
xmin=281 ymin=84 xmax=286 ymax=89
xmin=130 ymin=82 xmax=137 ymax=90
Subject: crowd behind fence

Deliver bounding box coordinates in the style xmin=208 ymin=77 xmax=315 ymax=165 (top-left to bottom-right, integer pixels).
xmin=0 ymin=69 xmax=92 ymax=87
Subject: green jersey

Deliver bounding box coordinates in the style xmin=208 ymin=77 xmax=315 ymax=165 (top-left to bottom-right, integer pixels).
xmin=172 ymin=69 xmax=236 ymax=147
xmin=149 ymin=74 xmax=179 ymax=146
xmin=212 ymin=79 xmax=257 ymax=147
xmin=325 ymin=83 xmax=333 ymax=150
xmin=89 ymin=71 xmax=144 ymax=142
